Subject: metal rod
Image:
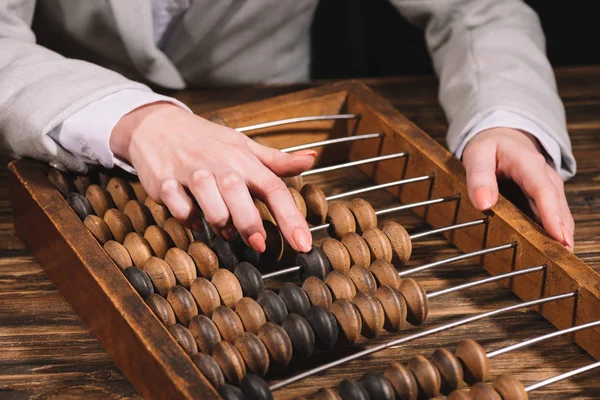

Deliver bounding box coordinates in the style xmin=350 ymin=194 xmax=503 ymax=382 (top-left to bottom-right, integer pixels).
xmin=525 ymin=361 xmax=600 ymax=392
xmin=269 ymin=292 xmax=575 ymax=390
xmin=301 ymin=153 xmax=406 ymax=177
xmin=280 ymin=133 xmax=383 ymax=153
xmin=261 ymin=266 xmax=301 ymax=280
xmin=325 ymin=175 xmax=431 ymax=201
xmin=488 ymin=320 xmax=600 ymax=358
xmin=236 ymin=114 xmax=358 ymax=133
xmin=399 ymin=242 xmax=518 ymax=277
xmin=409 ymin=219 xmax=487 ymax=241
xmin=426 ymin=265 xmax=546 ymax=299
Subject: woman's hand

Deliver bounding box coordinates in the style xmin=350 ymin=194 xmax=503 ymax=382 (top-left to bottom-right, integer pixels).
xmin=462 ymin=127 xmax=574 ymax=251
xmin=110 ymin=102 xmax=315 ymax=254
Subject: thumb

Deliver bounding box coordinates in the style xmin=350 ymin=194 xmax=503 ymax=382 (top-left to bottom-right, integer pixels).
xmin=250 ymin=141 xmax=317 ymax=176
xmin=463 ymin=141 xmax=499 ymax=211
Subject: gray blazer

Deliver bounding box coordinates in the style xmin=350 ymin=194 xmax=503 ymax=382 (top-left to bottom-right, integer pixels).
xmin=0 ymin=0 xmax=575 ymax=178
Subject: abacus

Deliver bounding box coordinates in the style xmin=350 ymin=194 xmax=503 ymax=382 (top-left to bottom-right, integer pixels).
xmin=8 ymin=81 xmax=600 ymax=399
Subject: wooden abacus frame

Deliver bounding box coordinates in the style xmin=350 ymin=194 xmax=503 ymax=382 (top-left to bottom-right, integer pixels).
xmin=8 ymin=81 xmax=600 ymax=399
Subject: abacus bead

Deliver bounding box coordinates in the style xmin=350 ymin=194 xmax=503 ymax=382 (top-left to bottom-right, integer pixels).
xmin=124 ymin=200 xmax=152 ymax=234
xmin=143 ymin=256 xmax=176 ymax=296
xmin=359 ymin=372 xmax=395 ymax=400
xmin=144 ymin=196 xmax=170 ymax=227
xmin=282 ymin=313 xmax=315 ymax=359
xmin=455 ymin=339 xmax=490 ymax=384
xmin=348 ymin=198 xmax=377 ymax=234
xmin=369 ymin=260 xmax=401 ymax=291
xmin=143 ymin=225 xmax=173 ymax=259
xmin=399 ymin=278 xmax=428 ymax=326
xmin=407 ymin=355 xmax=442 ymax=399
xmin=212 ymin=341 xmax=247 ymax=385
xmin=430 ymin=348 xmax=463 ymax=393
xmin=68 ymin=192 xmax=93 ymax=220
xmin=212 ymin=305 xmax=244 ymax=342
xmin=234 ymin=332 xmax=270 ymax=377
xmin=338 ymin=379 xmax=370 ymax=400
xmin=103 ymin=240 xmax=132 ymax=271
xmin=302 ymin=183 xmax=328 ymax=224
xmin=362 ymin=228 xmax=393 ymax=262
xmin=256 ymin=290 xmax=288 ymax=325
xmin=164 ymin=217 xmax=191 ymax=250
xmin=48 ymin=168 xmax=72 ymax=197
xmin=188 ymin=241 xmax=219 ymax=278
xmin=327 ymin=202 xmax=356 ymax=239
xmin=106 ymin=176 xmax=135 ymax=211
xmin=234 ymin=262 xmax=265 ymax=299
xmin=194 ymin=214 xmax=216 ymax=244
xmin=123 ymin=266 xmax=154 ymax=298
xmin=302 ymin=276 xmax=333 ymax=309
xmin=382 ymin=221 xmax=412 ymax=265
xmin=96 ymin=171 xmax=111 ymax=189
xmin=341 ymin=233 xmax=371 ymax=267
xmin=321 ymin=238 xmax=351 ymax=274
xmin=85 ymin=215 xmax=113 ymax=244
xmin=190 ymin=277 xmax=221 ymax=317
xmin=306 ymin=305 xmax=338 ymax=350
xmin=168 ymin=323 xmax=198 ymax=355
xmin=211 ymin=235 xmax=241 ymax=270
xmin=167 ymin=285 xmax=198 ymax=326
xmin=353 ymin=292 xmax=385 ymax=338
xmin=235 ymin=297 xmax=267 ymax=334
xmin=192 ymin=352 xmax=225 ymax=389
xmin=279 ymin=282 xmax=311 ymax=317
xmin=123 ymin=232 xmax=154 ymax=268
xmin=188 ymin=314 xmax=222 ymax=354
xmin=219 ymin=384 xmax=245 ymax=400
xmin=73 ymin=175 xmax=91 ymax=195
xmin=145 ymin=293 xmax=175 ymax=326
xmin=329 ymin=299 xmax=362 ymax=345
xmin=375 ymin=285 xmax=406 ymax=332
xmin=283 ymin=175 xmax=304 ymax=192
xmin=493 ymin=375 xmax=528 ymax=400
xmin=261 ymin=220 xmax=283 ymax=264
xmin=297 ymin=245 xmax=331 ymax=281
xmin=165 ymin=247 xmax=197 ymax=289
xmin=86 ymin=184 xmax=114 ymax=218
xmin=254 ymin=198 xmax=275 ymax=225
xmin=325 ymin=271 xmax=357 ymax=301
xmin=104 ymin=208 xmax=134 ymax=243
xmin=383 ymin=362 xmax=418 ymax=400
xmin=257 ymin=322 xmax=293 ymax=368
xmin=212 ymin=269 xmax=244 ymax=308
xmin=289 ymin=187 xmax=307 ymax=219
xmin=348 ymin=265 xmax=377 ymax=294
xmin=469 ymin=383 xmax=502 ymax=400
xmin=313 ymin=388 xmax=342 ymax=400
xmin=447 ymin=391 xmax=474 ymax=400
xmin=240 ymin=374 xmax=273 ymax=400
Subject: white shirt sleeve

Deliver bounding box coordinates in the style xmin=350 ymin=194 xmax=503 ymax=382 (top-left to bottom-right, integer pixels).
xmin=453 ymin=109 xmax=563 ymax=174
xmin=48 ymin=89 xmax=192 ymax=175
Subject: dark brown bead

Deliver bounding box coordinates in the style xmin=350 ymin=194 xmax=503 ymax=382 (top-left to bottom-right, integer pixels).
xmin=165 ymin=247 xmax=197 ymax=289
xmin=235 ymin=297 xmax=267 ymax=334
xmin=329 ymin=299 xmax=362 ymax=345
xmin=240 ymin=373 xmax=273 ymax=400
xmin=257 ymin=322 xmax=293 ymax=369
xmin=407 ymin=355 xmax=442 ymax=398
xmin=382 ymin=221 xmax=412 ymax=265
xmin=262 ymin=220 xmax=284 ymax=263
xmin=190 ymin=277 xmax=221 ymax=317
xmin=313 ymin=388 xmax=342 ymax=400
xmin=192 ymin=352 xmax=224 ymax=389
xmin=362 ymin=228 xmax=393 ymax=263
xmin=321 ymin=237 xmax=351 ymax=274
xmin=48 ymin=168 xmax=73 ymax=197
xmin=123 ymin=232 xmax=154 ymax=268
xmin=145 ymin=293 xmax=176 ymax=326
xmin=348 ymin=265 xmax=377 ymax=294
xmin=124 ymin=199 xmax=153 ymax=234
xmin=167 ymin=285 xmax=199 ymax=326
xmin=278 ymin=282 xmax=310 ymax=317
xmin=143 ymin=256 xmax=176 ymax=296
xmin=106 ymin=176 xmax=135 ymax=211
xmin=104 ymin=208 xmax=134 ymax=243
xmin=234 ymin=332 xmax=270 ymax=377
xmin=168 ymin=323 xmax=198 ymax=355
xmin=375 ymin=285 xmax=406 ymax=332
xmin=73 ymin=175 xmax=91 ymax=195
xmin=234 ymin=262 xmax=264 ymax=299
xmin=123 ymin=266 xmax=154 ymax=298
xmin=338 ymin=379 xmax=370 ymax=400
xmin=348 ymin=198 xmax=377 ymax=234
xmin=188 ymin=241 xmax=219 ymax=279
xmin=283 ymin=175 xmax=304 ymax=192
xmin=302 ymin=183 xmax=328 ymax=224
xmin=212 ymin=269 xmax=244 ymax=308
xmin=455 ymin=339 xmax=490 ymax=384
xmin=430 ymin=348 xmax=463 ymax=393
xmin=447 ymin=391 xmax=473 ymax=400
xmin=289 ymin=187 xmax=307 ymax=219
xmin=68 ymin=192 xmax=93 ymax=220
xmin=493 ymin=375 xmax=528 ymax=400
xmin=85 ymin=215 xmax=113 ymax=244
xmin=306 ymin=305 xmax=338 ymax=350
xmin=352 ymin=292 xmax=385 ymax=338
xmin=212 ymin=305 xmax=244 ymax=342
xmin=188 ymin=314 xmax=222 ymax=354
xmin=86 ymin=184 xmax=114 ymax=218
xmin=144 ymin=196 xmax=170 ymax=228
xmin=164 ymin=217 xmax=191 ymax=250
xmin=327 ymin=202 xmax=356 ymax=239
xmin=256 ymin=290 xmax=288 ymax=325
xmin=399 ymin=278 xmax=428 ymax=326
xmin=297 ymin=245 xmax=331 ymax=281
xmin=369 ymin=260 xmax=401 ymax=290
xmin=212 ymin=340 xmax=247 ymax=385
xmin=469 ymin=383 xmax=502 ymax=400
xmin=341 ymin=233 xmax=371 ymax=267
xmin=143 ymin=225 xmax=174 ymax=259
xmin=302 ymin=276 xmax=333 ymax=309
xmin=282 ymin=313 xmax=315 ymax=359
xmin=103 ymin=240 xmax=132 ymax=271
xmin=383 ymin=362 xmax=418 ymax=400
xmin=219 ymin=384 xmax=245 ymax=400
xmin=325 ymin=271 xmax=357 ymax=301
xmin=359 ymin=372 xmax=395 ymax=400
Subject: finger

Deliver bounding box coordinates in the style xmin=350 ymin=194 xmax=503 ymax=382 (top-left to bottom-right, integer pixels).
xmin=249 ymin=141 xmax=317 ymax=176
xmin=546 ymin=165 xmax=575 ymax=249
xmin=216 ymin=171 xmax=267 ymax=253
xmin=463 ymin=141 xmax=499 ymax=210
xmin=160 ymin=178 xmax=196 ymax=222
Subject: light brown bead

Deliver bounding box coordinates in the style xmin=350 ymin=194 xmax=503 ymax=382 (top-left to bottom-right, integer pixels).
xmin=447 ymin=390 xmax=474 ymax=400
xmin=235 ymin=297 xmax=267 ymax=334
xmin=165 ymin=247 xmax=197 ymax=289
xmin=382 ymin=221 xmax=412 ymax=265
xmin=188 ymin=241 xmax=219 ymax=279
xmin=352 ymin=292 xmax=385 ymax=338
xmin=144 ymin=196 xmax=170 ymax=228
xmin=167 ymin=285 xmax=199 ymax=326
xmin=103 ymin=240 xmax=132 ymax=271
xmin=123 ymin=232 xmax=154 ymax=268
xmin=145 ymin=293 xmax=176 ymax=326
xmin=348 ymin=265 xmax=377 ymax=294
xmin=324 ymin=271 xmax=357 ymax=301
xmin=212 ymin=305 xmax=244 ymax=342
xmin=103 ymin=208 xmax=133 ymax=243
xmin=188 ymin=314 xmax=222 ymax=354
xmin=326 ymin=202 xmax=356 ymax=239
xmin=257 ymin=322 xmax=293 ymax=369
xmin=212 ymin=340 xmax=247 ymax=385
xmin=262 ymin=220 xmax=284 ymax=263
xmin=86 ymin=184 xmax=114 ymax=218
xmin=302 ymin=276 xmax=333 ymax=309
xmin=493 ymin=375 xmax=528 ymax=400
xmin=168 ymin=323 xmax=198 ymax=355
xmin=163 ymin=217 xmax=191 ymax=250
xmin=430 ymin=348 xmax=463 ymax=393
xmin=124 ymin=200 xmax=153 ymax=234
xmin=469 ymin=383 xmax=502 ymax=400
xmin=192 ymin=352 xmax=225 ymax=389
xmin=85 ymin=215 xmax=113 ymax=244
xmin=234 ymin=332 xmax=270 ymax=377
xmin=399 ymin=278 xmax=428 ymax=326
xmin=73 ymin=175 xmax=91 ymax=196
xmin=407 ymin=355 xmax=442 ymax=399
xmin=212 ymin=269 xmax=244 ymax=308
xmin=254 ymin=198 xmax=275 ymax=225
xmin=313 ymin=388 xmax=342 ymax=400
xmin=321 ymin=237 xmax=351 ymax=274
xmin=302 ymin=183 xmax=328 ymax=224
xmin=375 ymin=285 xmax=407 ymax=332
xmin=348 ymin=198 xmax=377 ymax=234
xmin=106 ymin=176 xmax=135 ymax=211
xmin=143 ymin=256 xmax=176 ymax=296
xmin=369 ymin=260 xmax=401 ymax=290
xmin=329 ymin=299 xmax=362 ymax=345
xmin=455 ymin=339 xmax=490 ymax=384
xmin=383 ymin=362 xmax=418 ymax=400
xmin=283 ymin=175 xmax=304 ymax=192
xmin=363 ymin=228 xmax=393 ymax=262
xmin=289 ymin=187 xmax=307 ymax=218
xmin=143 ymin=225 xmax=174 ymax=259
xmin=129 ymin=180 xmax=148 ymax=203
xmin=341 ymin=232 xmax=371 ymax=267
xmin=190 ymin=277 xmax=221 ymax=317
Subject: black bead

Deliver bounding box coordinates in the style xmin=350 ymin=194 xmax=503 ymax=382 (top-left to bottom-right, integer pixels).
xmin=306 ymin=305 xmax=338 ymax=351
xmin=338 ymin=379 xmax=371 ymax=400
xmin=281 ymin=313 xmax=315 ymax=359
xmin=296 ymin=246 xmax=331 ymax=281
xmin=192 ymin=214 xmax=216 ymax=244
xmin=256 ymin=290 xmax=288 ymax=325
xmin=123 ymin=266 xmax=154 ymax=298
xmin=68 ymin=192 xmax=93 ymax=220
xmin=240 ymin=374 xmax=273 ymax=400
xmin=234 ymin=262 xmax=264 ymax=299
xmin=243 ymin=246 xmax=261 ymax=266
xmin=359 ymin=372 xmax=395 ymax=400
xmin=211 ymin=235 xmax=240 ymax=270
xmin=219 ymin=384 xmax=246 ymax=400
xmin=278 ymin=282 xmax=310 ymax=317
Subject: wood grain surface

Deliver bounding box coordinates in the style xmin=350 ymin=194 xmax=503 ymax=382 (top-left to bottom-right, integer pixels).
xmin=1 ymin=66 xmax=600 ymax=399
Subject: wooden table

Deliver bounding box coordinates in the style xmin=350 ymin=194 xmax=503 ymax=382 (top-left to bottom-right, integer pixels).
xmin=1 ymin=66 xmax=599 ymax=399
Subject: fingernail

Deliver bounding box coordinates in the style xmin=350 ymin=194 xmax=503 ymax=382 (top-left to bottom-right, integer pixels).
xmin=292 ymin=227 xmax=311 ymax=252
xmin=248 ymin=232 xmax=266 ymax=253
xmin=560 ymin=224 xmax=574 ymax=251
xmin=474 ymin=186 xmax=494 ymax=210
xmin=294 ymin=150 xmax=318 ymax=158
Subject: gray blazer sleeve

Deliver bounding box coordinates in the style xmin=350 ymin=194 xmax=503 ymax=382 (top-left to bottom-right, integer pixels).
xmin=0 ymin=1 xmax=151 ymax=173
xmin=390 ymin=0 xmax=575 ymax=179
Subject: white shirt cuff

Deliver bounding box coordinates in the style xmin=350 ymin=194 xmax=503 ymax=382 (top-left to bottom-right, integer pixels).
xmin=454 ymin=109 xmax=563 ymax=174
xmin=48 ymin=89 xmax=192 ymax=175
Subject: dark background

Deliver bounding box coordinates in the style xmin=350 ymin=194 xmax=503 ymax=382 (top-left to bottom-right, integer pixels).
xmin=311 ymin=0 xmax=598 ymax=79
